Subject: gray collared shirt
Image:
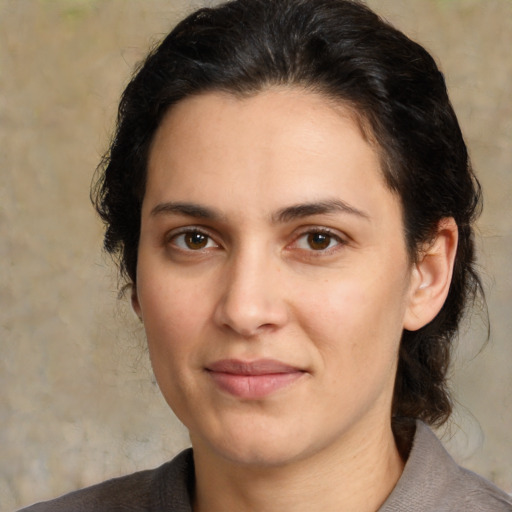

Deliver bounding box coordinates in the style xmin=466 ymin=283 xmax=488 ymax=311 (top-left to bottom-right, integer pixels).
xmin=19 ymin=421 xmax=512 ymax=511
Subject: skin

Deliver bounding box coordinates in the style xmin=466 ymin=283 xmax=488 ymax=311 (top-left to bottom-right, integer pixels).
xmin=132 ymin=88 xmax=457 ymax=512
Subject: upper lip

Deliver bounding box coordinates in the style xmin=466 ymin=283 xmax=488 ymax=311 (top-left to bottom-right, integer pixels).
xmin=206 ymin=359 xmax=303 ymax=375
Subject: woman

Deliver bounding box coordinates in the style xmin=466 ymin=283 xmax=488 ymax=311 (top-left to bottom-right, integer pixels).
xmin=20 ymin=0 xmax=512 ymax=510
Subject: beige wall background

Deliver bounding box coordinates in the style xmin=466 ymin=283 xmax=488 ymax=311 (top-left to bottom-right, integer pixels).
xmin=1 ymin=0 xmax=511 ymax=509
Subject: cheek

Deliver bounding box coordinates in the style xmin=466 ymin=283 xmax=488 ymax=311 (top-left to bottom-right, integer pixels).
xmin=297 ymin=270 xmax=407 ymax=369
xmin=138 ymin=276 xmax=209 ymax=362
xmin=302 ymin=279 xmax=406 ymax=422
xmin=137 ymin=278 xmax=210 ymax=421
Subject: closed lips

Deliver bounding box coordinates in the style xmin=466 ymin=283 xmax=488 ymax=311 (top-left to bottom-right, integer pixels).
xmin=206 ymin=359 xmax=306 ymax=399
xmin=206 ymin=358 xmax=304 ymax=375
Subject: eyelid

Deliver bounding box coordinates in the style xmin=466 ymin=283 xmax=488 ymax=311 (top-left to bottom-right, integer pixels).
xmin=165 ymin=225 xmax=221 ymax=250
xmin=290 ymin=226 xmax=348 ymax=253
xmin=164 ymin=224 xmax=348 ymax=253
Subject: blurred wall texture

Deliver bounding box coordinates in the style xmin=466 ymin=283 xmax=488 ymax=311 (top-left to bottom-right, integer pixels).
xmin=1 ymin=0 xmax=511 ymax=509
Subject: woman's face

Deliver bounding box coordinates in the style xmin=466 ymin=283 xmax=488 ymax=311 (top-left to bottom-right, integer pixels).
xmin=134 ymin=88 xmax=418 ymax=467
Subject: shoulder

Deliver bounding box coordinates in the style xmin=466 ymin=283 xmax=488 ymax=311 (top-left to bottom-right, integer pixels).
xmin=17 ymin=449 xmax=194 ymax=512
xmin=380 ymin=421 xmax=512 ymax=512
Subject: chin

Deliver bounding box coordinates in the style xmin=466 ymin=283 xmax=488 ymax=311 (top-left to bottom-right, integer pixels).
xmin=217 ymin=441 xmax=304 ymax=468
xmin=195 ymin=420 xmax=321 ymax=469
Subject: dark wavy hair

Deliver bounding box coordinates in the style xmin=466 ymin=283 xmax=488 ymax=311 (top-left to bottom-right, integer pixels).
xmin=92 ymin=0 xmax=483 ymax=427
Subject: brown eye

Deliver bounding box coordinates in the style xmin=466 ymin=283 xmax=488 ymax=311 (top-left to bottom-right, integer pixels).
xmin=171 ymin=230 xmax=217 ymax=251
xmin=184 ymin=232 xmax=208 ymax=250
xmin=307 ymin=232 xmax=332 ymax=250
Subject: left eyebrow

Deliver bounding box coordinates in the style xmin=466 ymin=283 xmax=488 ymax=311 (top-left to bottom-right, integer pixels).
xmin=150 ymin=201 xmax=222 ymax=220
xmin=272 ymin=199 xmax=370 ymax=224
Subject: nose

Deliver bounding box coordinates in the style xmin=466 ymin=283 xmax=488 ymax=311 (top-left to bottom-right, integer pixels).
xmin=213 ymin=249 xmax=289 ymax=337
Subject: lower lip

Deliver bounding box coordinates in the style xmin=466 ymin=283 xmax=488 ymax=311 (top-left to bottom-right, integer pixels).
xmin=208 ymin=371 xmax=304 ymax=399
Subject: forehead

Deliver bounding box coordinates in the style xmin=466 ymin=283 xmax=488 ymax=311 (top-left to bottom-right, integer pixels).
xmin=150 ymin=89 xmax=380 ymax=173
xmin=144 ymin=87 xmax=399 ymax=225
xmin=152 ymin=87 xmax=378 ymax=155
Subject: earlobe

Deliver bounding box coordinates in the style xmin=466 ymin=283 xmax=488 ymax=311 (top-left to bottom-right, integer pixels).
xmin=131 ymin=284 xmax=143 ymax=322
xmin=404 ymin=218 xmax=458 ymax=331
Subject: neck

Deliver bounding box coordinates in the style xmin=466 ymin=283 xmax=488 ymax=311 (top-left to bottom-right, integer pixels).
xmin=192 ymin=420 xmax=405 ymax=512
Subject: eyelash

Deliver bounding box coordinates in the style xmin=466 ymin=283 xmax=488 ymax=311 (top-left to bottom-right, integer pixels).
xmin=166 ymin=227 xmax=219 ymax=252
xmin=165 ymin=226 xmax=347 ymax=254
xmin=292 ymin=228 xmax=346 ymax=254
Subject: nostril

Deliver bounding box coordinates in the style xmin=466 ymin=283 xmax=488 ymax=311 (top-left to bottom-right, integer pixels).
xmin=214 ymin=293 xmax=288 ymax=337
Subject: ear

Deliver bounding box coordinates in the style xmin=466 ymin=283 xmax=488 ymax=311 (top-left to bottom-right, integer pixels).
xmin=404 ymin=218 xmax=458 ymax=331
xmin=130 ymin=283 xmax=143 ymax=322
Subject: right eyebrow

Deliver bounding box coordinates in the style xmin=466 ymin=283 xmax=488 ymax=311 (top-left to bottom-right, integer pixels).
xmin=150 ymin=201 xmax=222 ymax=220
xmin=272 ymin=198 xmax=370 ymax=224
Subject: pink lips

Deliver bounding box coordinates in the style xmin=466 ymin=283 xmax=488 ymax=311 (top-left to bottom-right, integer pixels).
xmin=206 ymin=359 xmax=305 ymax=399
